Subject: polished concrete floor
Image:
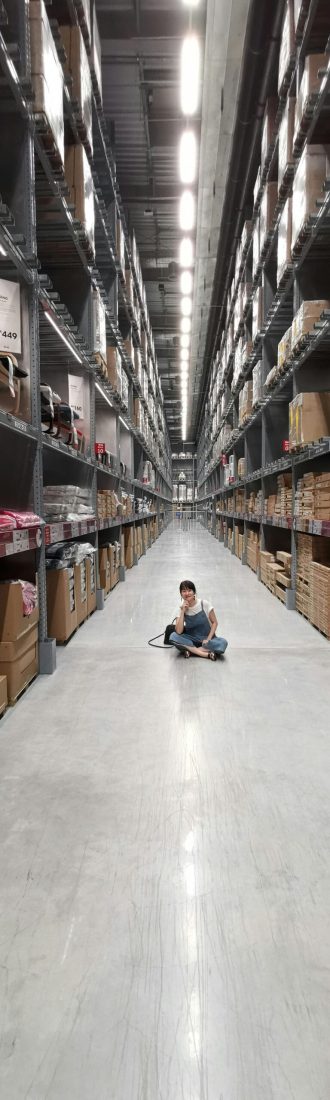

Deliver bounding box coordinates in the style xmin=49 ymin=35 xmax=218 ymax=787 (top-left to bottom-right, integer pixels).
xmin=0 ymin=522 xmax=330 ymax=1100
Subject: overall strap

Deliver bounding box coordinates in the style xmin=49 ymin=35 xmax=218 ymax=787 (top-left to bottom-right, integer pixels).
xmin=201 ymin=600 xmax=203 ymax=611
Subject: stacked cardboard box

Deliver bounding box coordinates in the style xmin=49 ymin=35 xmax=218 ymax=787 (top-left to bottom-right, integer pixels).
xmin=275 ymin=551 xmax=292 ymax=603
xmin=61 ymin=25 xmax=93 ymax=153
xmin=247 ymin=489 xmax=262 ymax=515
xmin=227 ymin=527 xmax=233 ymax=552
xmin=234 ymin=525 xmax=244 ymax=560
xmin=0 ymin=579 xmax=39 ymax=702
xmin=277 ymin=198 xmax=292 ymax=285
xmin=275 ymin=473 xmax=292 ymax=516
xmin=260 ymin=550 xmax=276 ymax=586
xmin=97 ymin=489 xmax=119 ymax=520
xmin=291 ymin=145 xmax=329 ymax=250
xmin=74 ymin=560 xmax=88 ymax=626
xmin=260 ymin=182 xmax=278 ymax=254
xmin=310 ymin=562 xmax=330 ymax=637
xmin=47 ymin=566 xmax=77 ymax=641
xmin=291 ymin=300 xmax=330 ymax=352
xmin=278 ymin=98 xmax=296 ymax=193
xmin=295 ymin=472 xmax=330 ymax=520
xmin=246 ymin=529 xmax=259 ymax=572
xmin=238 ymin=458 xmax=246 ymax=478
xmin=296 ymin=533 xmax=330 ymax=618
xmin=277 ymin=324 xmax=292 ymax=370
xmin=252 ymin=360 xmax=263 ymax=407
xmin=278 ymin=0 xmax=294 ymax=97
xmin=106 ymin=346 xmax=121 ymax=392
xmin=235 ymin=489 xmax=245 ymax=514
xmin=98 ymin=546 xmax=111 ymax=594
xmin=65 ymin=143 xmax=94 ymax=252
xmin=29 ymin=0 xmax=64 ymax=165
xmin=289 ymin=391 xmax=330 ymax=448
xmin=239 ymin=381 xmax=253 ymax=424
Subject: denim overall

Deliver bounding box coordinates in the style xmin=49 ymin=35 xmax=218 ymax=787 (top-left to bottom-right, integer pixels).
xmin=170 ymin=603 xmax=228 ymax=655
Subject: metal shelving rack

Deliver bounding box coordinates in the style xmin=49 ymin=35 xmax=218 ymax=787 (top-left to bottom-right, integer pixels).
xmin=197 ymin=0 xmax=330 ymax=620
xmin=0 ymin=0 xmax=172 ymax=675
xmin=171 ymin=447 xmax=197 ymax=517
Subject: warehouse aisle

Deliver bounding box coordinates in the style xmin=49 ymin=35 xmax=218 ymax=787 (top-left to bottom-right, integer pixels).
xmin=1 ymin=523 xmax=330 ymax=1100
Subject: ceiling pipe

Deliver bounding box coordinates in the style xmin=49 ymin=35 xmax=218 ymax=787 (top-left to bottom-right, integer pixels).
xmin=193 ymin=0 xmax=286 ymax=439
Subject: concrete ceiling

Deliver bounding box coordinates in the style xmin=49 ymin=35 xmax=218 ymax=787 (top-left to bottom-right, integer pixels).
xmin=96 ymin=0 xmax=251 ymax=444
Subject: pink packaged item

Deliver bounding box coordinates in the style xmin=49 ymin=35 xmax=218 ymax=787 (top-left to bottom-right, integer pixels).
xmin=0 ymin=515 xmax=16 ymax=532
xmin=0 ymin=510 xmax=42 ymax=529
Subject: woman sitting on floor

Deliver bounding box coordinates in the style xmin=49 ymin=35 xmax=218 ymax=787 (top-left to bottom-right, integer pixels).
xmin=170 ymin=579 xmax=228 ymax=661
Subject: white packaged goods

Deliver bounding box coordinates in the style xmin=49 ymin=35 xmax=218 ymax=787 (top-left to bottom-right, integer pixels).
xmin=92 ymin=0 xmax=102 ymax=102
xmin=252 ymin=361 xmax=263 ymax=407
xmin=179 ymin=483 xmax=187 ymax=501
xmin=277 ymin=198 xmax=292 ymax=285
xmin=121 ymin=371 xmax=129 ymax=409
xmin=61 ymin=25 xmax=93 ymax=154
xmin=229 ymin=454 xmax=235 ymax=477
xmin=29 ymin=0 xmax=64 ymax=165
xmin=278 ymin=97 xmax=296 ymax=193
xmin=91 ymin=288 xmax=106 ymax=360
xmin=65 ymin=144 xmax=95 ymax=252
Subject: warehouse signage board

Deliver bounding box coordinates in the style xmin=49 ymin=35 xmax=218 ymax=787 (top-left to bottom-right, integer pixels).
xmin=0 ymin=278 xmax=21 ymax=354
xmin=68 ymin=374 xmax=84 ymax=420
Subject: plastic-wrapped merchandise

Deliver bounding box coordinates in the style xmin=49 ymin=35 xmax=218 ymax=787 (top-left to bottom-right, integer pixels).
xmin=277 ymin=198 xmax=292 ymax=285
xmin=65 ymin=144 xmax=94 ymax=252
xmin=252 ymin=361 xmax=263 ymax=407
xmin=252 ymin=216 xmax=260 ymax=279
xmin=278 ymin=97 xmax=296 ymax=193
xmin=43 ymin=486 xmax=93 ymax=522
xmin=29 ymin=0 xmax=64 ymax=165
xmin=232 ymin=340 xmax=243 ymax=391
xmin=292 ymin=145 xmax=329 ymax=249
xmin=259 ymin=182 xmax=277 ymax=254
xmin=91 ymin=288 xmax=106 ymax=361
xmin=278 ymin=326 xmax=292 ymax=368
xmin=278 ymin=0 xmax=294 ymax=97
xmin=294 ymin=55 xmax=326 ymax=147
xmin=0 ymin=509 xmax=42 ymax=529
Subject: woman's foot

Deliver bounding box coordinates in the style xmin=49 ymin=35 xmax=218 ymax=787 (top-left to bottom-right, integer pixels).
xmin=207 ymin=652 xmax=216 ymax=661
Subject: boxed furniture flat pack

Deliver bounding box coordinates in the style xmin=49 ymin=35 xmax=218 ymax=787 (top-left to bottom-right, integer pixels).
xmin=65 ymin=143 xmax=95 ymax=252
xmin=0 ymin=675 xmax=7 ymax=715
xmin=259 ymin=182 xmax=278 ymax=254
xmin=86 ymin=554 xmax=97 ymax=615
xmin=98 ymin=547 xmax=110 ymax=594
xmin=106 ymin=346 xmax=121 ymax=391
xmin=0 ymin=627 xmax=38 ymax=703
xmin=29 ymin=0 xmax=64 ymax=165
xmin=294 ymin=55 xmax=327 ymax=146
xmin=60 ymin=25 xmax=93 ymax=154
xmin=291 ymin=300 xmax=330 ymax=350
xmin=0 ymin=578 xmax=39 ymax=641
xmin=47 ymin=567 xmax=77 ymax=642
xmin=289 ymin=391 xmax=330 ymax=447
xmin=278 ymin=0 xmax=294 ymax=96
xmin=74 ymin=561 xmax=88 ymax=626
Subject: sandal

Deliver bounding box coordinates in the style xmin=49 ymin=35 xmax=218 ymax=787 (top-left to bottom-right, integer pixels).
xmin=208 ymin=652 xmax=216 ymax=661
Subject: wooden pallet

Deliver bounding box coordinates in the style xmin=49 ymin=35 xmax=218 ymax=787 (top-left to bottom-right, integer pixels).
xmin=8 ymin=674 xmax=38 ymax=707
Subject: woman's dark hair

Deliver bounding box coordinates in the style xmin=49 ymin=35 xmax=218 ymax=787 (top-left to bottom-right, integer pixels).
xmin=179 ymin=579 xmax=196 ymax=594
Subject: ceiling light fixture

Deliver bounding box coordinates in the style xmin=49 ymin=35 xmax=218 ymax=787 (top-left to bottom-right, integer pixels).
xmin=180 ymin=270 xmax=193 ymax=296
xmin=179 ymin=190 xmax=195 ymax=232
xmin=45 ymin=310 xmax=82 ymax=364
xmin=180 ymin=35 xmax=200 ymax=116
xmin=181 ymin=296 xmax=192 ymax=317
xmin=181 ymin=317 xmax=191 ymax=334
xmin=179 ymin=130 xmax=197 ymax=185
xmin=181 ymin=348 xmax=189 ymax=362
xmin=180 ymin=333 xmax=190 ymax=349
xmin=179 ymin=238 xmax=194 ymax=268
xmin=0 ymin=244 xmax=7 ymax=258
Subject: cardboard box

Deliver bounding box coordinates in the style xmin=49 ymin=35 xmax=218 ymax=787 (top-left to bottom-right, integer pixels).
xmin=291 ymin=300 xmax=330 ymax=349
xmin=65 ymin=143 xmax=95 ymax=252
xmin=74 ymin=561 xmax=88 ymax=626
xmin=0 ymin=626 xmax=38 ymax=703
xmin=106 ymin=345 xmax=120 ymax=391
xmin=29 ymin=0 xmax=64 ymax=165
xmin=278 ymin=0 xmax=294 ymax=96
xmin=86 ymin=554 xmax=97 ymax=615
xmin=116 ymin=216 xmax=125 ymax=274
xmin=0 ymin=675 xmax=7 ymax=715
xmin=289 ymin=391 xmax=330 ymax=447
xmin=99 ymin=548 xmax=110 ymax=594
xmin=260 ymin=182 xmax=278 ymax=254
xmin=294 ymin=54 xmax=326 ymax=145
xmin=47 ymin=567 xmax=77 ymax=642
xmin=277 ymin=198 xmax=292 ymax=285
xmin=0 ymin=578 xmax=39 ymax=642
xmin=261 ymin=98 xmax=278 ymax=168
xmin=61 ymin=25 xmax=93 ymax=153
xmin=91 ymin=0 xmax=102 ymax=103
xmin=292 ymin=145 xmax=329 ymax=249
xmin=91 ymin=288 xmax=106 ymax=361
xmin=123 ymin=525 xmax=134 ymax=568
xmin=252 ymin=286 xmax=263 ymax=342
xmin=278 ymin=97 xmax=296 ymax=193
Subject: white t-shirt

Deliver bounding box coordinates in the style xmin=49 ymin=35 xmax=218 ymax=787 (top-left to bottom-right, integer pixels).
xmin=178 ymin=598 xmax=213 ymax=620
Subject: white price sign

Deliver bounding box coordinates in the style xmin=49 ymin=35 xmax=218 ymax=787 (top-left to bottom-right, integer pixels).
xmin=68 ymin=374 xmax=84 ymax=421
xmin=0 ymin=278 xmax=21 ymax=354
xmin=12 ymin=530 xmax=29 ymax=553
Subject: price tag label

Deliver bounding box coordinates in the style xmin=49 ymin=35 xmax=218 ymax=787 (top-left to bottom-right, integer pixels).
xmin=81 ymin=522 xmax=88 ymax=534
xmin=51 ymin=438 xmax=60 ymax=449
xmin=14 ymin=418 xmax=27 ymax=433
xmin=313 ymin=520 xmax=322 ymax=535
xmin=13 ymin=530 xmax=29 ymax=553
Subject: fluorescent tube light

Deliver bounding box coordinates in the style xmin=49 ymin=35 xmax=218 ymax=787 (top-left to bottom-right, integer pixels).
xmin=181 ymin=348 xmax=189 ymax=362
xmin=95 ymin=381 xmax=113 ymax=409
xmin=180 ymin=35 xmax=200 ymax=116
xmin=179 ymin=238 xmax=194 ymax=267
xmin=0 ymin=245 xmax=7 ymax=257
xmin=179 ymin=130 xmax=197 ymax=185
xmin=45 ymin=310 xmax=82 ymax=364
xmin=180 ymin=333 xmax=190 ymax=349
xmin=119 ymin=415 xmax=129 ymax=429
xmin=180 ymin=270 xmax=193 ymax=296
xmin=182 ymin=0 xmax=200 ymax=6
xmin=181 ymin=296 xmax=192 ymax=317
xmin=181 ymin=317 xmax=191 ymax=334
xmin=179 ymin=191 xmax=195 ymax=232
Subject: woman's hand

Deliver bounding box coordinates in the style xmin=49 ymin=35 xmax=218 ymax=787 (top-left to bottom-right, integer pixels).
xmin=202 ymin=638 xmax=210 ymax=646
